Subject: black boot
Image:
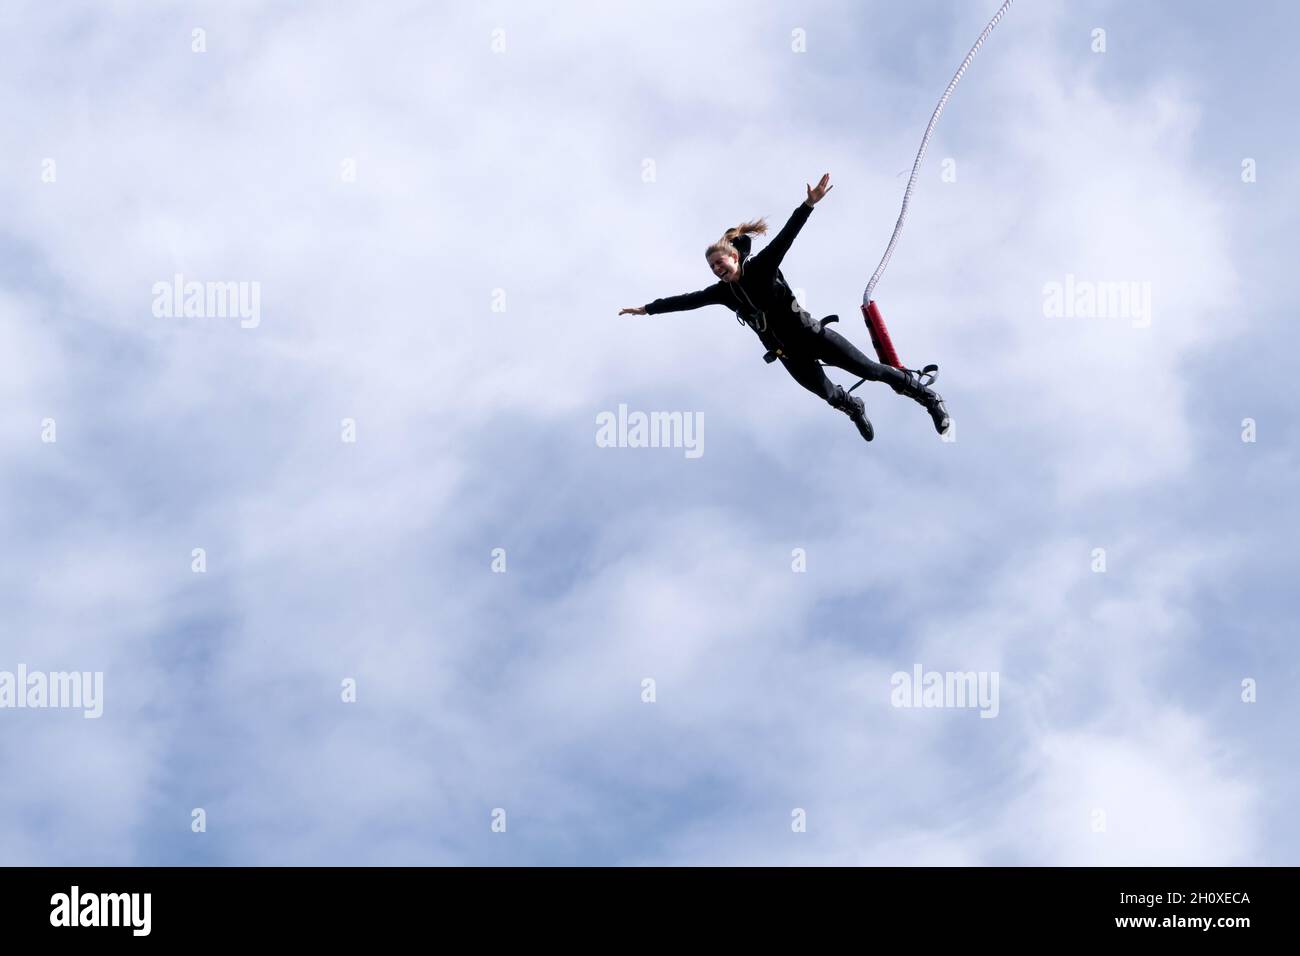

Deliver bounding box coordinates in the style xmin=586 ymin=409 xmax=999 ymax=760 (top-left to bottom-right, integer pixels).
xmin=830 ymin=385 xmax=874 ymax=442
xmin=890 ymin=369 xmax=950 ymax=435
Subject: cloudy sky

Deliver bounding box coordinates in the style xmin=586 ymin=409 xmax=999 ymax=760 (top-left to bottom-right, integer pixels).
xmin=1 ymin=0 xmax=1296 ymax=865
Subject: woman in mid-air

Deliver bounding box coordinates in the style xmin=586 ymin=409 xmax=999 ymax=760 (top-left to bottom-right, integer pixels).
xmin=620 ymin=173 xmax=949 ymax=443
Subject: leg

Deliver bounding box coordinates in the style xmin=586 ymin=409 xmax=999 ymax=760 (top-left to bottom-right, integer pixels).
xmin=777 ymin=351 xmax=874 ymax=442
xmin=777 ymin=353 xmax=838 ymax=403
xmin=813 ymin=327 xmax=908 ymax=388
xmin=814 ymin=327 xmax=950 ymax=435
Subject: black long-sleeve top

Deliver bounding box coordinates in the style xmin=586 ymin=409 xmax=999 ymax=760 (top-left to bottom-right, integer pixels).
xmin=643 ymin=202 xmax=821 ymax=353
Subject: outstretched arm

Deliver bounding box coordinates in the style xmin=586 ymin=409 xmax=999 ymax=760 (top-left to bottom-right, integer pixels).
xmin=751 ymin=173 xmax=833 ymax=272
xmin=625 ymin=284 xmax=726 ymax=315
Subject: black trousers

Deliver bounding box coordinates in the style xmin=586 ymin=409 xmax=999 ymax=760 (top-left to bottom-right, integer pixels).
xmin=777 ymin=326 xmax=908 ymax=404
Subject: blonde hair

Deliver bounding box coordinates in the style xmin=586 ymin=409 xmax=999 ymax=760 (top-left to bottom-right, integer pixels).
xmin=705 ymin=218 xmax=768 ymax=261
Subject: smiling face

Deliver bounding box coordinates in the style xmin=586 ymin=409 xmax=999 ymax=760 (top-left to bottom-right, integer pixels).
xmin=707 ymin=249 xmax=740 ymax=283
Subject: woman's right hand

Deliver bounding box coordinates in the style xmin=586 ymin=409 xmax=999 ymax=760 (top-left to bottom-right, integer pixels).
xmin=619 ymin=306 xmax=648 ymax=315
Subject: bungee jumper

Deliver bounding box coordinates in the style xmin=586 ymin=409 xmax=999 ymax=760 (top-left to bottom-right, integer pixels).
xmin=619 ymin=0 xmax=1016 ymax=446
xmin=619 ymin=174 xmax=947 ymax=443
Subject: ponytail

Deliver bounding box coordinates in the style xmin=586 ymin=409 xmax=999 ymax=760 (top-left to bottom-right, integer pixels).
xmin=706 ymin=218 xmax=768 ymax=260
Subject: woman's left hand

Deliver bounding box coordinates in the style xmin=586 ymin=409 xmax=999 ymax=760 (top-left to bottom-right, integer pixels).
xmin=806 ymin=173 xmax=833 ymax=205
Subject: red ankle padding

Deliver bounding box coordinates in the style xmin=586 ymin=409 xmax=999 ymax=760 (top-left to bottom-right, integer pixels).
xmin=862 ymin=300 xmax=903 ymax=369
